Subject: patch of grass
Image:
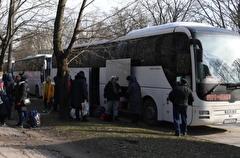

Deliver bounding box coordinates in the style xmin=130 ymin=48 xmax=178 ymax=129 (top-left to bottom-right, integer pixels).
xmin=29 ymin=98 xmax=238 ymax=158
xmin=41 ymin=113 xmax=240 ymax=158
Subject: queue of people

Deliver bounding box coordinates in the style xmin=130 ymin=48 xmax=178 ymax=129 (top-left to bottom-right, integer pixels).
xmin=0 ymin=72 xmax=30 ymax=128
xmin=0 ymin=70 xmax=194 ymax=136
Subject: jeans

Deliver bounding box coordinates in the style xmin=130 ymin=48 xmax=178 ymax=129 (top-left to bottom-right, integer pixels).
xmin=106 ymin=100 xmax=118 ymax=116
xmin=173 ymin=106 xmax=187 ymax=135
xmin=17 ymin=109 xmax=26 ymax=125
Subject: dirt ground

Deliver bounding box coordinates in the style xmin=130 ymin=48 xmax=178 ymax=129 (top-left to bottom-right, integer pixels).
xmin=2 ymin=97 xmax=240 ymax=158
xmin=0 ymin=97 xmax=106 ymax=158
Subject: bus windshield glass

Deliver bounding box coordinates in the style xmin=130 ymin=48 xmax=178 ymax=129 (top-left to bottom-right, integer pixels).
xmin=195 ymin=33 xmax=240 ymax=101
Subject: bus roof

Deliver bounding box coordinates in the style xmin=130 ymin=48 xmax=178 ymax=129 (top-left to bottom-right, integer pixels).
xmin=72 ymin=22 xmax=238 ymax=48
xmin=121 ymin=22 xmax=238 ymax=40
xmin=123 ymin=22 xmax=212 ymax=39
xmin=16 ymin=54 xmax=52 ymax=61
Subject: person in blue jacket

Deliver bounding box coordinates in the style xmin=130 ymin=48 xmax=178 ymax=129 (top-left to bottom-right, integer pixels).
xmin=126 ymin=75 xmax=142 ymax=125
xmin=0 ymin=87 xmax=11 ymax=126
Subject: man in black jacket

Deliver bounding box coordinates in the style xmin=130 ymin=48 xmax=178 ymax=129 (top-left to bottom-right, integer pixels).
xmin=168 ymin=78 xmax=194 ymax=136
xmin=104 ymin=76 xmax=121 ymax=121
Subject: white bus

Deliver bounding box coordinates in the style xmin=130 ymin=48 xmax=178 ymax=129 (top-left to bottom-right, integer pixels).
xmin=13 ymin=54 xmax=52 ymax=97
xmin=52 ymin=22 xmax=240 ymax=126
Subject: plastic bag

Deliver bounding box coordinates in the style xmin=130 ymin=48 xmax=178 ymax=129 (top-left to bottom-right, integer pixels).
xmin=70 ymin=108 xmax=81 ymax=119
xmin=82 ymin=100 xmax=89 ymax=116
xmin=24 ymin=98 xmax=31 ymax=105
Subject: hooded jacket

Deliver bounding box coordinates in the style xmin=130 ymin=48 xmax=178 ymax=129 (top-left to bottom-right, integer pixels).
xmin=42 ymin=78 xmax=55 ymax=103
xmin=72 ymin=72 xmax=88 ymax=108
xmin=126 ymin=75 xmax=143 ymax=114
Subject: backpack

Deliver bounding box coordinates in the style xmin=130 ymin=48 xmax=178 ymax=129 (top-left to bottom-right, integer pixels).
xmin=93 ymin=106 xmax=106 ymax=118
xmin=26 ymin=110 xmax=41 ymax=127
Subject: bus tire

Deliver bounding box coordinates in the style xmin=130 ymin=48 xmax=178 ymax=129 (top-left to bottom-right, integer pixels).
xmin=35 ymin=86 xmax=40 ymax=98
xmin=143 ymin=99 xmax=157 ymax=126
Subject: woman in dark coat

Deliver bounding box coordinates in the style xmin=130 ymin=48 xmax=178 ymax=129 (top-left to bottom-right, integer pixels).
xmin=14 ymin=73 xmax=29 ymax=128
xmin=4 ymin=73 xmax=15 ymax=119
xmin=72 ymin=71 xmax=88 ymax=121
xmin=126 ymin=75 xmax=143 ymax=124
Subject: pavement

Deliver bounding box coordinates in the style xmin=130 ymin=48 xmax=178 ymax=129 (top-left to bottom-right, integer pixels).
xmin=193 ymin=123 xmax=240 ymax=148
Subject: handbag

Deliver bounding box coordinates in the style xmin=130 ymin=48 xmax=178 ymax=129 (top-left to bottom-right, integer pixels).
xmin=24 ymin=98 xmax=31 ymax=105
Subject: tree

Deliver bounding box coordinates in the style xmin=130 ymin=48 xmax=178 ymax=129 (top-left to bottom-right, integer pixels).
xmin=53 ymin=0 xmax=91 ymax=119
xmin=0 ymin=0 xmax=57 ymax=71
xmin=138 ymin=0 xmax=196 ymax=25
xmin=195 ymin=0 xmax=240 ymax=31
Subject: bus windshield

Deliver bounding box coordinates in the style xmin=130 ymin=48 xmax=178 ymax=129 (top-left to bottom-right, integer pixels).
xmin=195 ymin=33 xmax=240 ymax=101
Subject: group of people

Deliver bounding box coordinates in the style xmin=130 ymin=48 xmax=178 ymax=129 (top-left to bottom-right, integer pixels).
xmin=1 ymin=69 xmax=194 ymax=134
xmin=43 ymin=72 xmax=194 ymax=136
xmin=103 ymin=75 xmax=143 ymax=124
xmin=104 ymin=74 xmax=194 ymax=136
xmin=0 ymin=72 xmax=30 ymax=128
xmin=42 ymin=71 xmax=88 ymax=122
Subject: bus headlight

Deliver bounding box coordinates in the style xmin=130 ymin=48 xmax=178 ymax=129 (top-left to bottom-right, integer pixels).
xmin=199 ymin=111 xmax=209 ymax=115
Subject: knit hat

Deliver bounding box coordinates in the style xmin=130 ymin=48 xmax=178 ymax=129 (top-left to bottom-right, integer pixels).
xmin=111 ymin=76 xmax=117 ymax=80
xmin=181 ymin=78 xmax=188 ymax=85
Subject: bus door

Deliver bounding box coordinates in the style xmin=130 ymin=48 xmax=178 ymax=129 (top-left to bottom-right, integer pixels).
xmin=106 ymin=58 xmax=131 ymax=87
xmin=106 ymin=59 xmax=131 ymax=109
xmin=163 ymin=90 xmax=173 ymax=122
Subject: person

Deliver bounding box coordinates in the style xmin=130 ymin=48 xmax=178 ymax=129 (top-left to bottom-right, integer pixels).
xmin=72 ymin=71 xmax=88 ymax=121
xmin=0 ymin=84 xmax=11 ymax=126
xmin=13 ymin=73 xmax=29 ymax=128
xmin=126 ymin=75 xmax=142 ymax=125
xmin=104 ymin=75 xmax=121 ymax=121
xmin=42 ymin=76 xmax=55 ymax=114
xmin=168 ymin=78 xmax=194 ymax=136
xmin=4 ymin=73 xmax=15 ymax=120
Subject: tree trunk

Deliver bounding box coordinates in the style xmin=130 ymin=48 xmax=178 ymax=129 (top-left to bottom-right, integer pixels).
xmin=54 ymin=52 xmax=70 ymax=120
xmin=53 ymin=0 xmax=68 ymax=119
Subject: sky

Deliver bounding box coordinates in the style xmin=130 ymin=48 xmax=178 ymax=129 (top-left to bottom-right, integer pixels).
xmin=66 ymin=0 xmax=125 ymax=13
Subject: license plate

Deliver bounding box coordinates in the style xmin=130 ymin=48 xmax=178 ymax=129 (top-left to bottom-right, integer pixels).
xmin=223 ymin=118 xmax=237 ymax=124
xmin=225 ymin=109 xmax=236 ymax=114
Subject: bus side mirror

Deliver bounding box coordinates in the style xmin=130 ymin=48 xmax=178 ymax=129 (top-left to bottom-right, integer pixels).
xmin=190 ymin=39 xmax=203 ymax=62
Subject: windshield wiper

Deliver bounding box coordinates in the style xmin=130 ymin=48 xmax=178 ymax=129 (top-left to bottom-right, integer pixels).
xmin=205 ymin=83 xmax=221 ymax=95
xmin=226 ymin=83 xmax=240 ymax=89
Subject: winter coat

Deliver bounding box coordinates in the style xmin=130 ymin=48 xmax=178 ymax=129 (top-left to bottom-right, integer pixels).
xmin=42 ymin=80 xmax=55 ymax=103
xmin=0 ymin=94 xmax=11 ymax=116
xmin=4 ymin=73 xmax=14 ymax=100
xmin=169 ymin=83 xmax=194 ymax=107
xmin=126 ymin=75 xmax=143 ymax=115
xmin=104 ymin=81 xmax=121 ymax=101
xmin=72 ymin=73 xmax=88 ymax=108
xmin=14 ymin=80 xmax=29 ymax=110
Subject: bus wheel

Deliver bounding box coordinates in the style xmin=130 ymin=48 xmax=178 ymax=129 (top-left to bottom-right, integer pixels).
xmin=143 ymin=99 xmax=157 ymax=126
xmin=35 ymin=86 xmax=40 ymax=98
